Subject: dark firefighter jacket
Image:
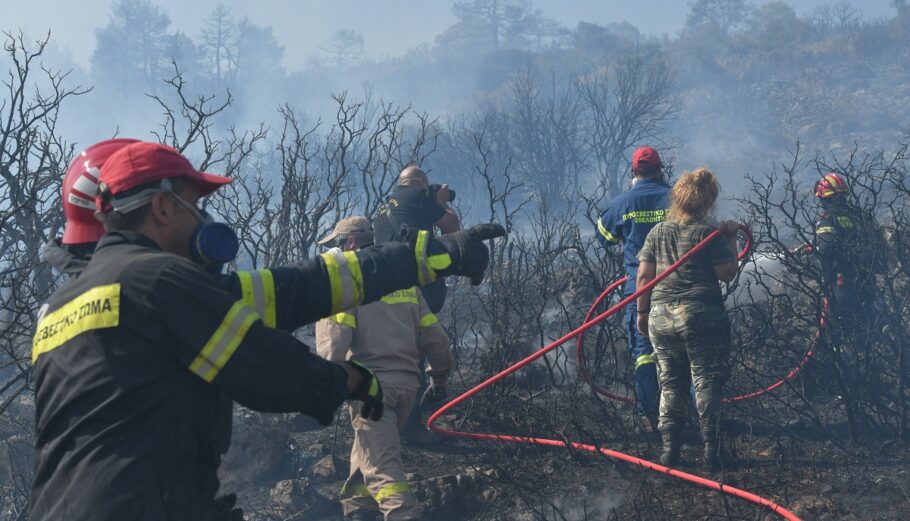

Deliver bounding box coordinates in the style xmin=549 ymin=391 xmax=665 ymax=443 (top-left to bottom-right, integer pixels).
xmin=814 ymin=208 xmax=883 ymax=300
xmin=30 ymin=231 xmax=423 ymax=521
xmin=595 ymin=177 xmax=671 ymax=294
xmin=42 ymin=239 xmax=94 ymax=276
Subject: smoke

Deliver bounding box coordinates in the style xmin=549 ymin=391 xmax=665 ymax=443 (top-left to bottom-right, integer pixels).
xmin=547 ymin=478 xmax=624 ymax=520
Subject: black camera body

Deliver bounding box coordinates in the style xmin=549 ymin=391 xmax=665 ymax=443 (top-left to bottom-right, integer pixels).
xmin=428 ymin=183 xmax=456 ymax=202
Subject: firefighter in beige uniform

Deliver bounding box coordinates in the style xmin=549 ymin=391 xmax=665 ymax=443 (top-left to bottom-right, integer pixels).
xmin=315 ymin=216 xmax=453 ymax=521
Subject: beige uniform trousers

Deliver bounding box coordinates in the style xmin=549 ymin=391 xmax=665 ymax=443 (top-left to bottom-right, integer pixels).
xmin=342 ymin=385 xmax=420 ymax=520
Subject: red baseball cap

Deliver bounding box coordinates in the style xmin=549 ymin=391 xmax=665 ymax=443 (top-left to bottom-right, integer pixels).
xmin=97 ymin=142 xmax=231 ymax=211
xmin=632 ymin=146 xmax=662 ymax=170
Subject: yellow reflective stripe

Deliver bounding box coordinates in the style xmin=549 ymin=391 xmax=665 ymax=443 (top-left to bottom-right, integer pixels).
xmin=236 ymin=270 xmax=277 ymax=328
xmin=635 ymin=354 xmax=655 ymax=370
xmin=343 ymin=251 xmax=364 ymax=303
xmin=419 ymin=313 xmax=438 ymax=328
xmin=415 ymin=230 xmax=433 ymax=286
xmin=375 ymin=481 xmax=411 ymax=503
xmin=331 ymin=312 xmax=357 ymax=328
xmin=341 ymin=481 xmax=412 ymax=502
xmin=322 ymin=252 xmax=343 ymax=311
xmin=237 ymin=271 xmax=253 ymax=303
xmin=428 ymin=253 xmax=452 ymax=270
xmin=259 ymin=270 xmax=276 ymax=327
xmin=381 ymin=287 xmax=419 ymax=305
xmin=597 ymin=217 xmax=620 ymax=243
xmin=816 ymin=226 xmax=836 ymax=235
xmin=340 ymin=483 xmax=372 ymax=498
xmin=32 ymin=284 xmax=121 ymax=363
xmin=320 ymin=250 xmax=365 ymax=313
xmin=836 ymin=216 xmax=854 ymax=228
xmin=368 ymin=374 xmax=379 ymax=397
xmin=189 ymin=302 xmax=259 ymax=383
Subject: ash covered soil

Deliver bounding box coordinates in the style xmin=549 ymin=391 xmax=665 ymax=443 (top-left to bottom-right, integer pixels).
xmin=223 ymin=392 xmax=910 ymax=521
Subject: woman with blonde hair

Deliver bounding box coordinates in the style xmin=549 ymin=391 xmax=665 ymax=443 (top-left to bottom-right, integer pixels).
xmin=635 ymin=168 xmax=740 ymax=470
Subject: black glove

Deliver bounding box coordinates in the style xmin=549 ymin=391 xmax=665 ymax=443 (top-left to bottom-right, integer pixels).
xmin=347 ymin=360 xmax=384 ymax=421
xmin=420 ymin=381 xmax=448 ymax=406
xmin=405 ymin=223 xmax=506 ymax=286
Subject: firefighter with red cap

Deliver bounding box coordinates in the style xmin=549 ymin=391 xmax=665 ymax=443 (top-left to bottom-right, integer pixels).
xmin=595 ymin=146 xmax=670 ymax=436
xmin=29 ymin=141 xmax=504 ymax=521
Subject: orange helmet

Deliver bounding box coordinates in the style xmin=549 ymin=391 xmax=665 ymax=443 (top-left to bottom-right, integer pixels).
xmin=814 ymin=172 xmax=848 ymax=199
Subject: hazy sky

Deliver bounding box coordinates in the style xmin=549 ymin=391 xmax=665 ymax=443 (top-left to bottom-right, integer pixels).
xmin=3 ymin=0 xmax=898 ymax=70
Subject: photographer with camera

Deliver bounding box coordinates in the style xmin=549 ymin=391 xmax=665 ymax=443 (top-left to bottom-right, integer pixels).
xmin=374 ymin=166 xmax=461 ymax=314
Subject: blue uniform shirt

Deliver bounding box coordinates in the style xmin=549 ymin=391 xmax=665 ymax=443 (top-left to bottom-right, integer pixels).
xmin=596 ymin=177 xmax=671 ymax=293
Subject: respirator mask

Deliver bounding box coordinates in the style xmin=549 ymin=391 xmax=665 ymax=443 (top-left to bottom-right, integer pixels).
xmin=102 ymin=177 xmax=239 ymax=273
xmin=165 ymin=188 xmax=239 ymax=272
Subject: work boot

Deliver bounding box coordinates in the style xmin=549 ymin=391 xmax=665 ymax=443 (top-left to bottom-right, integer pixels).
xmin=702 ymin=426 xmax=722 ymax=471
xmin=704 ymin=442 xmax=721 ymax=471
xmin=658 ymin=427 xmax=681 ymax=467
xmin=646 ymin=413 xmax=662 ymax=445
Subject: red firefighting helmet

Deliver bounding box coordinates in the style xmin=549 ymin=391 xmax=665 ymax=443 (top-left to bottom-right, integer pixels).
xmin=62 ymin=138 xmax=140 ymax=244
xmin=96 ymin=142 xmax=232 ymax=213
xmin=814 ymin=172 xmax=849 ymax=199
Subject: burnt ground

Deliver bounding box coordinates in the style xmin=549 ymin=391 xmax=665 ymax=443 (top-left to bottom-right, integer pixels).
xmin=222 ymin=298 xmax=910 ymax=521
xmin=224 ymin=384 xmax=910 ymax=521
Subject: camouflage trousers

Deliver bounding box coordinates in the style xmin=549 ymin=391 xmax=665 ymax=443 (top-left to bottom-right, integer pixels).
xmin=648 ymin=301 xmax=730 ymax=436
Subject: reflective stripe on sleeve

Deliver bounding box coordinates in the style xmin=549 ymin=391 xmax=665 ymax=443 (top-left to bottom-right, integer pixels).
xmin=375 ymin=482 xmax=411 ymax=502
xmin=236 ymin=269 xmax=277 ymax=328
xmin=596 ymin=217 xmax=620 ymax=244
xmin=428 ymin=252 xmax=452 ymax=271
xmin=816 ymin=226 xmax=836 ymax=235
xmin=635 ymin=354 xmax=655 ymax=370
xmin=320 ymin=250 xmax=365 ymax=313
xmin=415 ymin=230 xmax=434 ymax=286
xmin=189 ymin=302 xmax=259 ymax=383
xmin=330 ymin=312 xmax=357 ymax=328
xmin=419 ymin=313 xmax=439 ymax=328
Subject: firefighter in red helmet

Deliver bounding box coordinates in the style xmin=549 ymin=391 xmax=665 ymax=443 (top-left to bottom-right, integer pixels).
xmin=43 ymin=139 xmax=139 ymax=276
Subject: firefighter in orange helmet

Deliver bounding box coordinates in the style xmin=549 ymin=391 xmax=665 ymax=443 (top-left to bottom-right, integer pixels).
xmin=813 ymin=173 xmax=878 ymax=329
xmin=802 ymin=172 xmax=886 ymax=401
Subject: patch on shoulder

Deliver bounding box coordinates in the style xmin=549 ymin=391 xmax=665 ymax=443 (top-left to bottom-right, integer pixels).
xmin=32 ymin=284 xmax=121 ymax=363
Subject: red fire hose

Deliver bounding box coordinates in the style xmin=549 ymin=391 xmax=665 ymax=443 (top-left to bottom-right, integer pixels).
xmin=576 ymin=226 xmax=819 ymax=404
xmin=428 ymin=224 xmax=802 ymax=521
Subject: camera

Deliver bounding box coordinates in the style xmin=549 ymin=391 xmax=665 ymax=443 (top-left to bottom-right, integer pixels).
xmin=428 ymin=183 xmax=456 ymax=202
